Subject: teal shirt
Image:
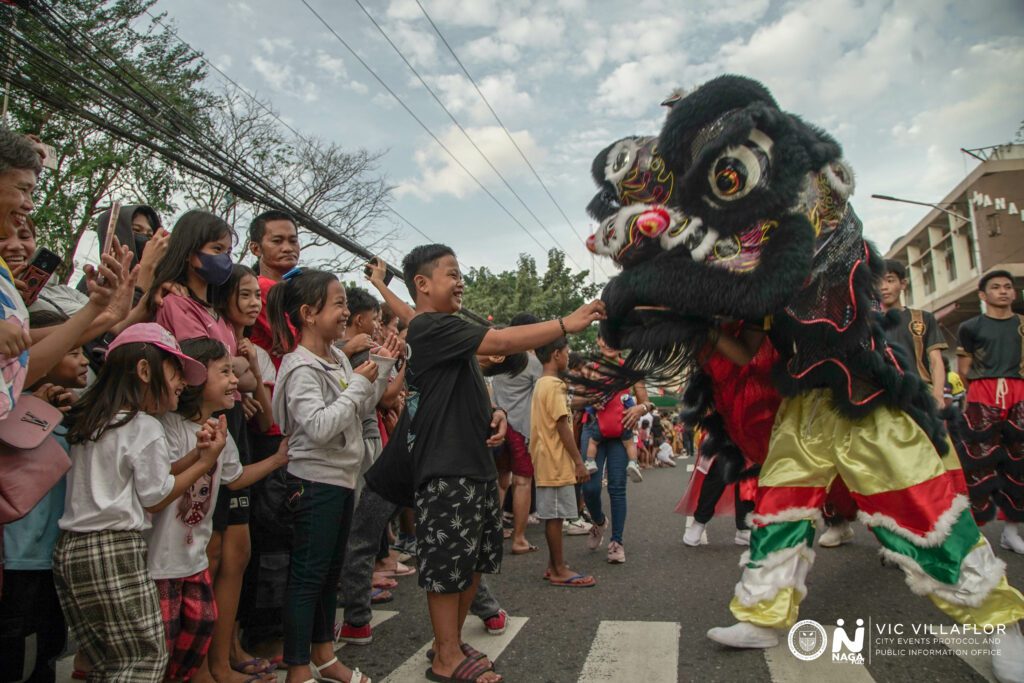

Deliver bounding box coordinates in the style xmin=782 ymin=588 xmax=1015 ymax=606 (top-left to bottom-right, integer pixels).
xmin=3 ymin=428 xmax=68 ymax=570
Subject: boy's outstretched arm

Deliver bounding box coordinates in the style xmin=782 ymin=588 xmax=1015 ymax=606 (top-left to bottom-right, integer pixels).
xmin=477 ymin=300 xmax=605 ymax=356
xmin=365 ymin=258 xmax=416 ymax=326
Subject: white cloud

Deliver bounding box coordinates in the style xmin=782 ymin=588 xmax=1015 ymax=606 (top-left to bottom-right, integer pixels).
xmin=594 ymin=53 xmax=683 ymax=119
xmin=396 ymin=125 xmax=543 ymax=200
xmin=314 ymin=50 xmax=347 ymax=80
xmin=701 ymin=0 xmax=770 ymax=25
xmin=250 ymin=55 xmax=318 ymax=103
xmin=379 ymin=21 xmax=441 ymax=68
xmin=251 ymin=55 xmax=290 ymax=90
xmin=432 ymin=71 xmax=533 ymax=125
xmin=386 ymin=0 xmax=505 ymax=27
xmin=464 ymin=35 xmax=521 ymax=64
xmin=256 ymin=36 xmax=294 ymax=55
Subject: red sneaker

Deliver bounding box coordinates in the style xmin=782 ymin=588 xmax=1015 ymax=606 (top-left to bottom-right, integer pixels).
xmin=336 ymin=622 xmax=373 ymax=645
xmin=482 ymin=609 xmax=508 ymax=635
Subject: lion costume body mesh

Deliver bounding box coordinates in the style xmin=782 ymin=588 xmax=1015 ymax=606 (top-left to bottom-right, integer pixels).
xmin=585 ymin=75 xmax=1024 ymax=657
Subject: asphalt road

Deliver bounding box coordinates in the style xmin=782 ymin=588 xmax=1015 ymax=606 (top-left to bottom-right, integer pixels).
xmin=53 ymin=454 xmax=1023 ymax=681
xmin=328 ymin=456 xmax=1023 ymax=682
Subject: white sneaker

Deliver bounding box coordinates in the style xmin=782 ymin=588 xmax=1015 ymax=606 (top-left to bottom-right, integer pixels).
xmin=819 ymin=521 xmax=854 ymax=548
xmin=626 ymin=460 xmax=644 ymax=483
xmin=992 ymin=622 xmax=1024 ymax=683
xmin=707 ymin=622 xmax=779 ymax=649
xmin=1001 ymin=524 xmax=1024 ymax=555
xmin=585 ymin=459 xmax=598 ymax=474
xmin=734 ymin=529 xmax=751 ymax=546
xmin=683 ymin=521 xmax=706 ymax=547
xmin=564 ymin=518 xmax=593 ymax=536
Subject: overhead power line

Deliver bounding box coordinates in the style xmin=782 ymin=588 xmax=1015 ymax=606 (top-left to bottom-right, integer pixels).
xmin=411 ymin=0 xmax=611 ymax=280
xmin=143 ymin=8 xmax=446 ymax=251
xmin=298 ymin=0 xmax=557 ymax=259
xmin=351 ymin=0 xmax=584 ymax=270
xmin=1 ymin=0 xmax=494 ymax=322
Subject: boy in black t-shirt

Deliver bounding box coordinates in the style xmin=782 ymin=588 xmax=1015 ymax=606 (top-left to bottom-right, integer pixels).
xmin=402 ymin=244 xmax=604 ymax=682
xmin=879 ymin=260 xmax=948 ymax=404
xmin=956 ymin=270 xmax=1024 ymax=552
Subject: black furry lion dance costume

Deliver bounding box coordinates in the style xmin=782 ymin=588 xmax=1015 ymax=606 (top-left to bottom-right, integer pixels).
xmin=585 ymin=75 xmax=1024 ymax=676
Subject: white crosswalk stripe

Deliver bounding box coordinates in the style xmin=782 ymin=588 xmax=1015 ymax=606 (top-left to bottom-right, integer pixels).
xmin=380 ymin=615 xmax=528 ymax=683
xmin=764 ymin=626 xmax=875 ymax=683
xmin=269 ymin=609 xmax=400 ymax=681
xmin=578 ymin=620 xmax=680 ymax=682
xmin=926 ymin=624 xmax=997 ymax=683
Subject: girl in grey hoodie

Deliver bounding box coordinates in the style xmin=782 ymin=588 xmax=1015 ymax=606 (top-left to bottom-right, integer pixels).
xmin=268 ymin=269 xmax=397 ymax=683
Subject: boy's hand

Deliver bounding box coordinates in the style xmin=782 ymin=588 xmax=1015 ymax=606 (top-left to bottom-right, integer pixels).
xmin=354 ymin=360 xmax=379 ymax=383
xmin=365 ymin=257 xmax=389 ymax=287
xmin=33 ymin=382 xmax=75 ymax=412
xmin=562 ymin=300 xmax=606 ymax=334
xmin=486 ymin=408 xmax=508 ymax=447
xmin=345 ymin=333 xmax=374 ymax=357
xmin=270 ymin=437 xmax=290 ymax=468
xmin=575 ymin=461 xmax=591 ymax=484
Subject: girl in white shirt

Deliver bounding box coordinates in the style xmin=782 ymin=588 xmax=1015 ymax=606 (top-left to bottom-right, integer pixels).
xmin=148 ymin=337 xmax=288 ymax=682
xmin=54 ymin=323 xmax=225 ymax=682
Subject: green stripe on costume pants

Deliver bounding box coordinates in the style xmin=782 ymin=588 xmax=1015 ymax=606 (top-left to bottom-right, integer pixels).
xmin=747 ymin=520 xmax=816 ymax=567
xmin=871 ymin=508 xmax=979 ymax=584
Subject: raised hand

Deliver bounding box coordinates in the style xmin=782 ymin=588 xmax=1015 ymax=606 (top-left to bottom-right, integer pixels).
xmin=562 ymin=300 xmax=607 ymax=334
xmin=354 ymin=359 xmax=379 ymax=383
xmin=374 ymin=332 xmax=402 ymax=359
xmin=364 ymin=257 xmax=389 ymax=286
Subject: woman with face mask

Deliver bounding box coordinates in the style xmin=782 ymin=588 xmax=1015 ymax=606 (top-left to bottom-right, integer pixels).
xmin=145 ymin=209 xmax=238 ymax=356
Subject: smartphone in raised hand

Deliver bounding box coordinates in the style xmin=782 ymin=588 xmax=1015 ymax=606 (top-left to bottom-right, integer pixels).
xmin=364 ymin=256 xmax=394 ymax=286
xmin=21 ymin=247 xmax=62 ymax=306
xmin=101 ymin=201 xmax=121 ymax=257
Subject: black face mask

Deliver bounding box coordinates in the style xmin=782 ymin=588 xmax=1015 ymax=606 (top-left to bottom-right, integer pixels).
xmin=133 ymin=233 xmax=150 ymax=259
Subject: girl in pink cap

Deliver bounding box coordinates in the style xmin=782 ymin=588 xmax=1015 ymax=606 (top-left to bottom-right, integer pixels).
xmin=53 ymin=323 xmax=228 ymax=682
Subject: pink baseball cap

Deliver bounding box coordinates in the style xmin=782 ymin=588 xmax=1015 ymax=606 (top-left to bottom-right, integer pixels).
xmin=106 ymin=323 xmax=208 ymax=385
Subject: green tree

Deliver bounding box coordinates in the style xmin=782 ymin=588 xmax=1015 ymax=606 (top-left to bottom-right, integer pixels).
xmin=4 ymin=0 xmax=212 ymax=280
xmin=462 ymin=249 xmax=601 ymax=351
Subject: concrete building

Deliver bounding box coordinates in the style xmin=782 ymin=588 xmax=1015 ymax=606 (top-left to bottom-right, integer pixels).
xmin=884 ymin=143 xmax=1024 ymax=340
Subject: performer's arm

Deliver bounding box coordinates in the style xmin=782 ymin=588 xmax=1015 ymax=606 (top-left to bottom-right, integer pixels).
xmin=713 ymin=326 xmax=766 ymax=367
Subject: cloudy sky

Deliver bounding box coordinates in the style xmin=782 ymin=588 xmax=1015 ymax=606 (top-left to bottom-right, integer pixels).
xmin=153 ymin=0 xmax=1024 ymax=283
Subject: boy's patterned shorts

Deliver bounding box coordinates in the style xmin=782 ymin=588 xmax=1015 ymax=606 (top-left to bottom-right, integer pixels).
xmin=415 ymin=477 xmax=503 ymax=593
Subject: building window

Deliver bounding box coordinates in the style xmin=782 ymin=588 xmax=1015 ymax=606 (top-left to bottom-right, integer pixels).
xmin=905 ymin=280 xmax=914 ymax=306
xmin=966 ymin=231 xmax=977 ymax=270
xmin=922 ymin=258 xmax=935 ymax=295
xmin=986 ymin=213 xmax=1002 ymax=237
xmin=944 ymin=247 xmax=957 ymax=282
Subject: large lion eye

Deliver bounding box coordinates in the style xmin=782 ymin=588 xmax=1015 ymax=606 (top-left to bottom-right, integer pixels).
xmin=707 ymin=129 xmax=772 ymax=202
xmin=612 ymin=147 xmax=630 ymax=173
